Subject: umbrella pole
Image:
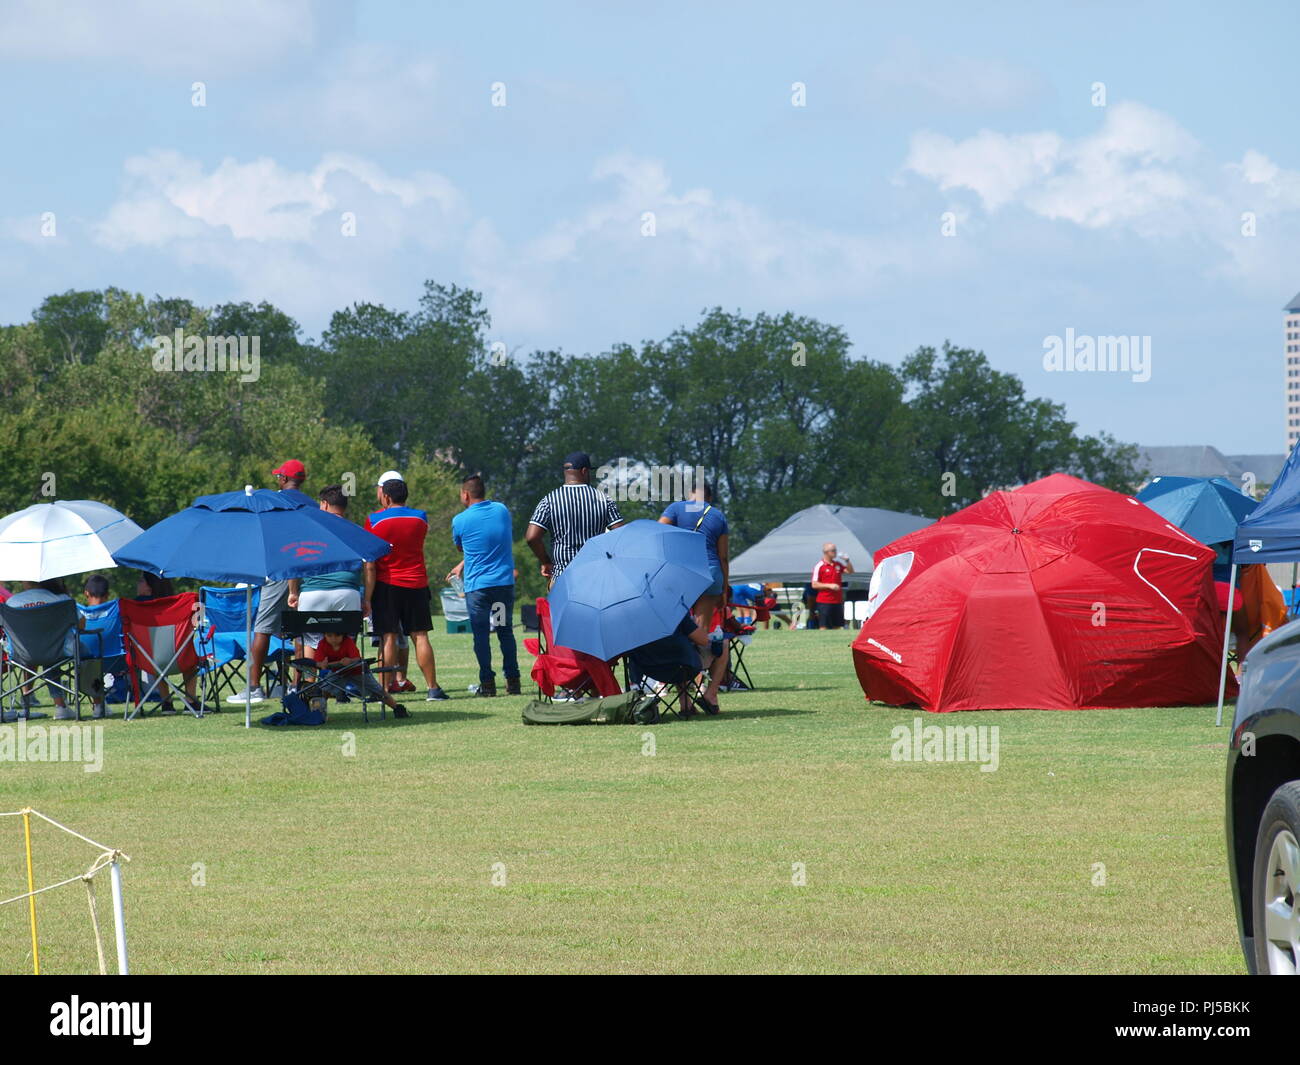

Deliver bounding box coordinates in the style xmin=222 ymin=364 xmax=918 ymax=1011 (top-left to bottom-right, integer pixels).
xmin=245 ymin=582 xmax=253 ymax=733
xmin=1216 ymin=563 xmax=1238 ymax=728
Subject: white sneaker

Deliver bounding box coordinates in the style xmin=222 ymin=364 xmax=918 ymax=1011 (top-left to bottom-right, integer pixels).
xmin=226 ymin=686 xmax=266 ymax=705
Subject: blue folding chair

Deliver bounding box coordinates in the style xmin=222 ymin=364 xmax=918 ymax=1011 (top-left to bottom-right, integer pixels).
xmin=194 ymin=587 xmax=290 ymax=707
xmin=78 ymin=600 xmax=129 ymax=704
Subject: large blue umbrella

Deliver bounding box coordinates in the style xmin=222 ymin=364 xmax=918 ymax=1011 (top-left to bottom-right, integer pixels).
xmin=113 ymin=486 xmax=390 ymax=726
xmin=1136 ymin=476 xmax=1257 ymax=546
xmin=113 ymin=487 xmax=389 ymax=583
xmin=549 ymin=519 xmax=713 ymax=660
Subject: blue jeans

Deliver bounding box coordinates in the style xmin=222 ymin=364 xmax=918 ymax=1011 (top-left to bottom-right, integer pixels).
xmin=466 ymin=585 xmax=519 ymax=685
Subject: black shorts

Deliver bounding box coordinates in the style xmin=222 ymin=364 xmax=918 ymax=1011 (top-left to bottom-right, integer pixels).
xmin=816 ymin=602 xmax=844 ymax=630
xmin=372 ymin=582 xmax=432 ymax=636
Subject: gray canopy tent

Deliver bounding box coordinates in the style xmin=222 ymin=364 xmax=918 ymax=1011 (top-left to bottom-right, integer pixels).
xmin=730 ymin=504 xmax=934 ymax=588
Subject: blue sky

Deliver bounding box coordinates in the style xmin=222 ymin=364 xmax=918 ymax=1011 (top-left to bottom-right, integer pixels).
xmin=2 ymin=0 xmax=1298 ymax=453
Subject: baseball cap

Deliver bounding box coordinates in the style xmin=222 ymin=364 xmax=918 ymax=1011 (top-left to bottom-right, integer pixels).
xmin=563 ymin=451 xmax=592 ymax=470
xmin=272 ymin=459 xmax=306 ymax=479
xmin=376 ymin=470 xmax=404 ymax=486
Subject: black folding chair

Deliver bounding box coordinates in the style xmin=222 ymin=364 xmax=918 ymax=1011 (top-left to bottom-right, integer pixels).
xmin=624 ymin=655 xmax=707 ymax=720
xmin=0 ymin=600 xmax=87 ymax=721
xmin=726 ymin=636 xmax=754 ymax=691
xmin=277 ymin=609 xmax=394 ymax=722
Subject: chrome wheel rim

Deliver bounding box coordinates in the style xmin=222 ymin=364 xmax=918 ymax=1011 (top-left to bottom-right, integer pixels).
xmin=1263 ymin=828 xmax=1300 ymax=974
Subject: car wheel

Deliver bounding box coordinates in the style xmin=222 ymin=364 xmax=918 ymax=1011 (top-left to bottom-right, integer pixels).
xmin=1253 ymin=781 xmax=1300 ymax=974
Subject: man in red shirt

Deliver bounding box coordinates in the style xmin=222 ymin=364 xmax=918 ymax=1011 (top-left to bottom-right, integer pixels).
xmin=811 ymin=542 xmax=854 ymax=630
xmin=363 ymin=478 xmax=448 ymax=702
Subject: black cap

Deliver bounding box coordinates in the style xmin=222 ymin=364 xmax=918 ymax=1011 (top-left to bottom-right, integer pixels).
xmin=563 ymin=451 xmax=592 ymax=470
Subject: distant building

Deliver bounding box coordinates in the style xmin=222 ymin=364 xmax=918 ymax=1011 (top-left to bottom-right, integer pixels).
xmin=1136 ymin=445 xmax=1286 ymax=492
xmin=1287 ymin=290 xmax=1300 ymax=448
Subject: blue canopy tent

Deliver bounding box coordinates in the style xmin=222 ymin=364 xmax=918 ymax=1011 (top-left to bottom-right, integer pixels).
xmin=1136 ymin=476 xmax=1257 ymax=547
xmin=1216 ymin=447 xmax=1300 ymax=723
xmin=113 ymin=486 xmax=390 ymax=727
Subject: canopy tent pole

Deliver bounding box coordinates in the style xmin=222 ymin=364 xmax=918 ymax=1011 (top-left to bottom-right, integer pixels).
xmin=1293 ymin=562 xmax=1298 ymax=618
xmin=245 ymin=585 xmax=253 ymax=730
xmin=1216 ymin=563 xmax=1238 ymax=728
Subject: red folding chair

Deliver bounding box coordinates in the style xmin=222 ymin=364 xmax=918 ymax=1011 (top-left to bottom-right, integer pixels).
xmin=120 ymin=593 xmax=203 ymax=719
xmin=522 ymin=597 xmax=621 ymax=701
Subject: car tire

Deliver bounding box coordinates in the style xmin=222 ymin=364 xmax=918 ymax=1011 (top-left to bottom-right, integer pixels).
xmin=1252 ymin=780 xmax=1300 ymax=974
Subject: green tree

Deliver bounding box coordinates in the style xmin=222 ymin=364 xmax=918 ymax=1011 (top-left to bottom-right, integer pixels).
xmin=32 ymin=289 xmax=108 ymax=366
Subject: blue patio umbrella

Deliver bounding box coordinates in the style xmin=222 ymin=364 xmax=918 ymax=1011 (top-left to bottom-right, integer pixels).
xmin=113 ymin=486 xmax=390 ymax=726
xmin=1135 ymin=476 xmax=1258 ymax=546
xmin=549 ymin=519 xmax=714 ymax=660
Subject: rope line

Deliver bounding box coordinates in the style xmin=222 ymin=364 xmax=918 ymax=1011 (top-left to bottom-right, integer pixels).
xmin=84 ymin=877 xmax=107 ymax=976
xmin=0 ymin=850 xmax=123 ymax=907
xmin=2 ymin=809 xmax=129 ymax=975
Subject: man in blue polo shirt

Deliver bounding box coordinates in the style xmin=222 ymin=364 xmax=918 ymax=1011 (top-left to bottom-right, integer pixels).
xmin=448 ymin=474 xmax=520 ymax=697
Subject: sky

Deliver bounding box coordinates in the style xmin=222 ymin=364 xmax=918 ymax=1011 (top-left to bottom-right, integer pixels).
xmin=2 ymin=0 xmax=1298 ymax=453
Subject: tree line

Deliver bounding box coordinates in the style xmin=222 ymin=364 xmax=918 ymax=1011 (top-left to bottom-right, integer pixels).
xmin=0 ymin=281 xmax=1141 ymax=601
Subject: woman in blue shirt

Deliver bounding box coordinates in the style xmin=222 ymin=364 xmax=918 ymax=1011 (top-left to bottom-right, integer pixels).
xmin=659 ymin=482 xmax=730 ymax=712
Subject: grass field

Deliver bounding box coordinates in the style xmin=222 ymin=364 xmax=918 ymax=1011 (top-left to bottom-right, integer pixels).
xmin=0 ymin=626 xmax=1244 ymax=974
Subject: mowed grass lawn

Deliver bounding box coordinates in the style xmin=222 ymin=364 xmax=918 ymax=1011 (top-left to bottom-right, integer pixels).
xmin=0 ymin=626 xmax=1243 ymax=974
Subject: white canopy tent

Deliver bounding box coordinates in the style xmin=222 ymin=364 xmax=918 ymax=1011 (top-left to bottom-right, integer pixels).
xmin=730 ymin=504 xmax=934 ymax=588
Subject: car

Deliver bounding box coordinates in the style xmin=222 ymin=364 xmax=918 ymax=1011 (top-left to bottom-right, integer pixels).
xmin=1226 ymin=617 xmax=1300 ymax=973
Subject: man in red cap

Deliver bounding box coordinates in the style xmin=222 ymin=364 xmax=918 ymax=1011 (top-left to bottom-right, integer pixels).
xmin=229 ymin=460 xmax=307 ymax=705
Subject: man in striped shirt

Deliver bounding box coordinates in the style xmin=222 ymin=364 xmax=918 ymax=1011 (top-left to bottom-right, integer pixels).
xmin=525 ymin=452 xmax=625 ymax=582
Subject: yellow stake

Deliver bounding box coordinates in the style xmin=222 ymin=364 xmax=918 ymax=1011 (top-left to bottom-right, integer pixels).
xmin=22 ymin=809 xmax=38 ymax=975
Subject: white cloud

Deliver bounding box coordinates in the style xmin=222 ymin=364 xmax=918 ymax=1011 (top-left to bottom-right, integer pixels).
xmin=904 ymin=100 xmax=1300 ymax=292
xmin=905 ymin=129 xmax=1062 ymax=211
xmin=464 ymin=152 xmax=934 ymax=336
xmin=95 ymin=150 xmax=462 ymax=249
xmin=89 ymin=150 xmax=466 ymax=323
xmin=0 ymin=0 xmax=330 ymax=70
xmin=906 ymin=102 xmax=1218 ymax=235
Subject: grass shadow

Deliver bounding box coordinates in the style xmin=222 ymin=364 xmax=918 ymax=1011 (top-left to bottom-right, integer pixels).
xmin=690 ymin=707 xmax=816 ymax=721
xmin=735 ymin=685 xmax=836 ymax=693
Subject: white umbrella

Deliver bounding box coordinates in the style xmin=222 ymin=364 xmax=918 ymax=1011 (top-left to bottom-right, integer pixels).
xmin=0 ymin=501 xmax=144 ymax=581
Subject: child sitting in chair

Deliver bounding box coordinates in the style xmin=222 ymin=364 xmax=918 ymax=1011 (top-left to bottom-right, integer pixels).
xmin=312 ymin=631 xmax=407 ymax=719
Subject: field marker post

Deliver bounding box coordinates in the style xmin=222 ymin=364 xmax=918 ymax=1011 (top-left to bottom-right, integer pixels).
xmin=22 ymin=808 xmax=39 ymax=974
xmin=109 ymin=855 xmax=129 ymax=974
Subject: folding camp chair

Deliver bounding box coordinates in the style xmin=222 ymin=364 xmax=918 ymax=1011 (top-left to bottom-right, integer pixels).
xmin=277 ymin=609 xmax=395 ymax=722
xmin=522 ymin=597 xmax=621 ymax=702
xmin=720 ymin=614 xmax=755 ymax=691
xmin=78 ymin=599 xmax=129 ymax=703
xmin=193 ymin=586 xmax=257 ymax=706
xmin=624 ymin=651 xmax=707 ymax=720
xmin=120 ymin=593 xmax=203 ymax=719
xmin=0 ymin=600 xmax=85 ymax=721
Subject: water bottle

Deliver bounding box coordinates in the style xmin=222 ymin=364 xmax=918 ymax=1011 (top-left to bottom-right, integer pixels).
xmin=450 ymin=574 xmax=465 ymax=597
